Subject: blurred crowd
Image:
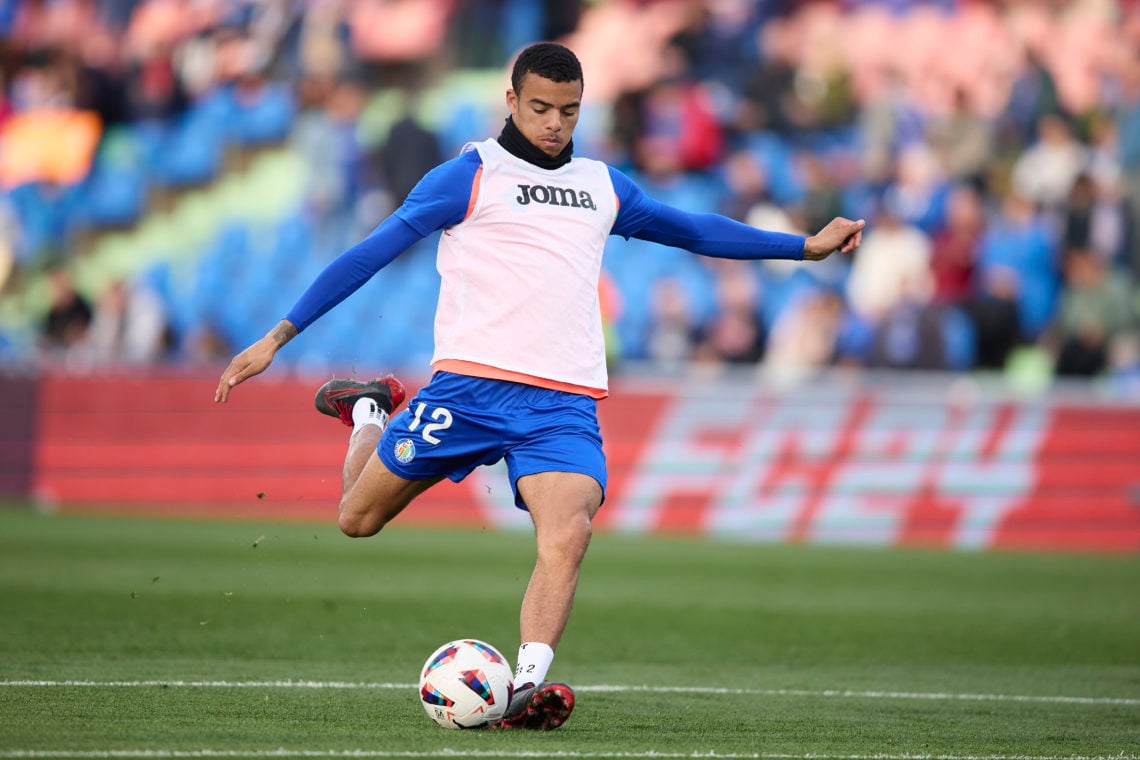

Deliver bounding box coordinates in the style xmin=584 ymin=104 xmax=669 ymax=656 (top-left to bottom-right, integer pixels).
xmin=1 ymin=0 xmax=1140 ymax=394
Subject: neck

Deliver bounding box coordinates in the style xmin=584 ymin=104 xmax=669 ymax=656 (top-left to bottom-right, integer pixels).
xmin=497 ymin=117 xmax=573 ymax=170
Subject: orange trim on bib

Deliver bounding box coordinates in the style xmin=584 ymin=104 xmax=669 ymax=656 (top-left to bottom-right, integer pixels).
xmin=463 ymin=165 xmax=484 ymax=221
xmin=432 ymin=359 xmax=608 ymax=400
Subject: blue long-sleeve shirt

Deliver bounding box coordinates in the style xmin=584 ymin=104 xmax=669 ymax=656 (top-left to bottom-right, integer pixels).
xmin=285 ymin=149 xmax=805 ymax=332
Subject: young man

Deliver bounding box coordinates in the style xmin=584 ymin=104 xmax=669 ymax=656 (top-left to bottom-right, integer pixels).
xmin=214 ymin=42 xmax=863 ymax=730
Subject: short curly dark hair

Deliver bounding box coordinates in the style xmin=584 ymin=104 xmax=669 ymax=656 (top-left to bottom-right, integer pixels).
xmin=510 ymin=42 xmax=583 ymax=94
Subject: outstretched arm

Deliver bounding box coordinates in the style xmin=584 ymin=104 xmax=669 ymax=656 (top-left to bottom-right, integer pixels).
xmin=213 ymin=149 xmax=482 ymax=403
xmin=609 ymin=166 xmax=863 ymax=261
xmin=213 ymin=214 xmax=423 ymax=403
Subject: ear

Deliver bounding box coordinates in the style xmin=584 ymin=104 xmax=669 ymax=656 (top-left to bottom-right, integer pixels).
xmin=506 ymin=88 xmax=518 ymax=114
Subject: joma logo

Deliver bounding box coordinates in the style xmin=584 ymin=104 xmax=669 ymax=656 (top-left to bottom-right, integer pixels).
xmin=516 ymin=184 xmax=597 ymax=210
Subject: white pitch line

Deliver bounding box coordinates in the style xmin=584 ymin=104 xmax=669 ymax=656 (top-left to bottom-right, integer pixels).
xmin=0 ymin=751 xmax=1138 ymax=760
xmin=0 ymin=680 xmax=1136 ymax=706
xmin=0 ymin=752 xmax=1138 ymax=760
xmin=580 ymin=685 xmax=1140 ymax=706
xmin=0 ymin=680 xmax=407 ymax=690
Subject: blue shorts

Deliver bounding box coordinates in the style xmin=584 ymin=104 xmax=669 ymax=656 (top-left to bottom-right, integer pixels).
xmin=377 ymin=372 xmax=607 ymax=510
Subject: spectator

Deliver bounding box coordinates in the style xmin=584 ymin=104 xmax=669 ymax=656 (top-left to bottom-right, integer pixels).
xmin=1052 ymin=249 xmax=1136 ymax=377
xmin=693 ymin=261 xmax=765 ymax=366
xmin=1062 ymin=173 xmax=1130 ymax=267
xmin=82 ymin=276 xmax=170 ymax=366
xmin=882 ymin=142 xmax=949 ymax=234
xmin=998 ymin=47 xmax=1061 ymax=150
xmin=75 ymin=30 xmax=132 ymax=127
xmin=41 ymin=267 xmax=92 ymax=354
xmin=929 ymin=185 xmax=981 ymax=305
xmin=845 ymin=202 xmax=932 ymax=325
xmin=868 ymin=297 xmax=954 ymax=371
xmin=1115 ymin=58 xmax=1140 ymax=280
xmin=717 ymin=148 xmax=772 ymax=224
xmin=1011 ymin=113 xmax=1088 ymax=213
xmin=797 ymin=152 xmax=844 ymax=238
xmin=926 ymin=87 xmax=993 ymax=188
xmin=637 ymin=57 xmax=724 ymax=173
xmin=180 ymin=321 xmax=232 ymax=366
xmin=977 ymin=192 xmax=1059 ymax=341
xmin=645 ymin=276 xmax=699 ymax=370
xmin=736 ymin=16 xmax=798 ymax=136
xmin=290 ymin=77 xmax=367 ymax=250
xmin=962 ymin=266 xmax=1022 ymax=371
xmin=283 ymin=0 xmax=354 ymax=81
xmin=857 ymin=66 xmax=925 ymax=186
xmin=763 ymin=286 xmax=844 ymax=384
xmin=126 ymin=39 xmax=188 ymax=122
xmin=375 ymin=103 xmax=443 ymax=207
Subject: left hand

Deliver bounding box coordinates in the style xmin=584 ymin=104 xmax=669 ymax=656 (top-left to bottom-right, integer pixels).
xmin=803 ymin=217 xmax=865 ymax=261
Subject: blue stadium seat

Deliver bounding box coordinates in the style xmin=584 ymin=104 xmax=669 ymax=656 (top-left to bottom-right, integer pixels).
xmin=153 ymin=107 xmax=226 ymax=188
xmin=233 ymin=82 xmax=296 ymax=146
xmin=73 ymin=164 xmax=147 ymax=229
xmin=5 ymin=182 xmax=78 ymax=263
xmin=743 ymin=132 xmax=805 ymax=206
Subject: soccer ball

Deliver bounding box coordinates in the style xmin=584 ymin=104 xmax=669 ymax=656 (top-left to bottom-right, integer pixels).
xmin=418 ymin=639 xmax=514 ymax=729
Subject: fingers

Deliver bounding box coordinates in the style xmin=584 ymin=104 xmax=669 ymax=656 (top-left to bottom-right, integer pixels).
xmin=835 ymin=219 xmax=864 ymax=255
xmin=214 ymin=371 xmax=234 ymax=403
xmin=214 ymin=360 xmax=246 ymax=403
xmin=840 ymin=228 xmax=863 ymax=254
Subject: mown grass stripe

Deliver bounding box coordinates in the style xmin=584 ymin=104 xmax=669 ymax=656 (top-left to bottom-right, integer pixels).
xmin=1 ymin=681 xmax=1135 ymax=706
xmin=1 ymin=751 xmax=1138 ymax=760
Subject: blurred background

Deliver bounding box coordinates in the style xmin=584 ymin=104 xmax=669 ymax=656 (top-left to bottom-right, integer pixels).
xmin=0 ymin=0 xmax=1138 ymax=387
xmin=0 ymin=0 xmax=1138 ymax=552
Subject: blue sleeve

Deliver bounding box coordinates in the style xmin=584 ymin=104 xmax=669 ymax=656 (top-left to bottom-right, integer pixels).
xmin=284 ymin=215 xmax=424 ymax=332
xmin=284 ymin=150 xmax=482 ymax=333
xmin=394 ymin=149 xmax=482 ymax=235
xmin=608 ymin=166 xmax=805 ymax=261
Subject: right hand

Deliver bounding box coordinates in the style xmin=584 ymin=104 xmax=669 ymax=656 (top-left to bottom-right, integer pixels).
xmin=214 ymin=338 xmax=276 ymax=403
xmin=214 ymin=320 xmax=297 ymax=403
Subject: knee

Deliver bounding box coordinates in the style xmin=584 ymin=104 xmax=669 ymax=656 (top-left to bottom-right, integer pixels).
xmin=338 ymin=511 xmax=382 ymax=538
xmin=536 ymin=513 xmax=593 ymax=560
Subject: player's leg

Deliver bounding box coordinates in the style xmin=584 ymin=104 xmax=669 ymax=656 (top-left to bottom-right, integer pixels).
xmin=314 ymin=376 xmax=439 ymax=537
xmin=515 ymin=470 xmax=603 ymax=652
xmin=493 ymin=388 xmax=607 ymax=730
xmin=337 ymin=446 xmax=441 ymax=537
xmin=494 ymin=470 xmax=600 ymax=730
xmin=341 ymin=420 xmax=381 ymax=494
xmin=319 ymin=372 xmax=511 ymax=537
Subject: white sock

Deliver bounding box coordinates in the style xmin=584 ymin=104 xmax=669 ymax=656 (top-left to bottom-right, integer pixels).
xmin=514 ymin=642 xmax=554 ymax=689
xmin=351 ymin=397 xmax=389 ymax=432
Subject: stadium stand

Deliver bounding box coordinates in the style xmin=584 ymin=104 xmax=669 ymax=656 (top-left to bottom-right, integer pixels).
xmin=0 ymin=0 xmax=1137 ymax=395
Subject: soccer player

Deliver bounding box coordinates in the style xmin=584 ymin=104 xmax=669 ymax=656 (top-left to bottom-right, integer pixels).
xmin=214 ymin=42 xmax=863 ymax=730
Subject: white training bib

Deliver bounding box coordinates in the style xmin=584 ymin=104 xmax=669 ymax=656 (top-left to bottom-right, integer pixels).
xmin=431 ymin=139 xmax=618 ymax=392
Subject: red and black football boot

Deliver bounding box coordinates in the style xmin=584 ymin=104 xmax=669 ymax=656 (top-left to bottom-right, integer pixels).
xmin=492 ymin=681 xmax=575 ymax=730
xmin=314 ymin=376 xmax=406 ymax=427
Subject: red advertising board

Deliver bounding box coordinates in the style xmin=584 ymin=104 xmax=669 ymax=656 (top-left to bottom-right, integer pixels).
xmin=29 ymin=372 xmax=1140 ymax=553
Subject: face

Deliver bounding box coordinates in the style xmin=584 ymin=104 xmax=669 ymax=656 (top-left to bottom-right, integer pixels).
xmin=506 ymin=72 xmax=582 ymax=157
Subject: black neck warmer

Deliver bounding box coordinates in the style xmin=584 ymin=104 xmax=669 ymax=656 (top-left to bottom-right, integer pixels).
xmin=497 ymin=116 xmax=573 ymax=170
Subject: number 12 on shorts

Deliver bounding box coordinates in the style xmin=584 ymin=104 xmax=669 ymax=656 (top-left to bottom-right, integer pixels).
xmin=408 ymin=402 xmax=453 ymax=444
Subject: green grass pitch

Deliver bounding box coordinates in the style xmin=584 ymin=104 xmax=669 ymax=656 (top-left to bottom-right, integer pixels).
xmin=0 ymin=507 xmax=1137 ymax=758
